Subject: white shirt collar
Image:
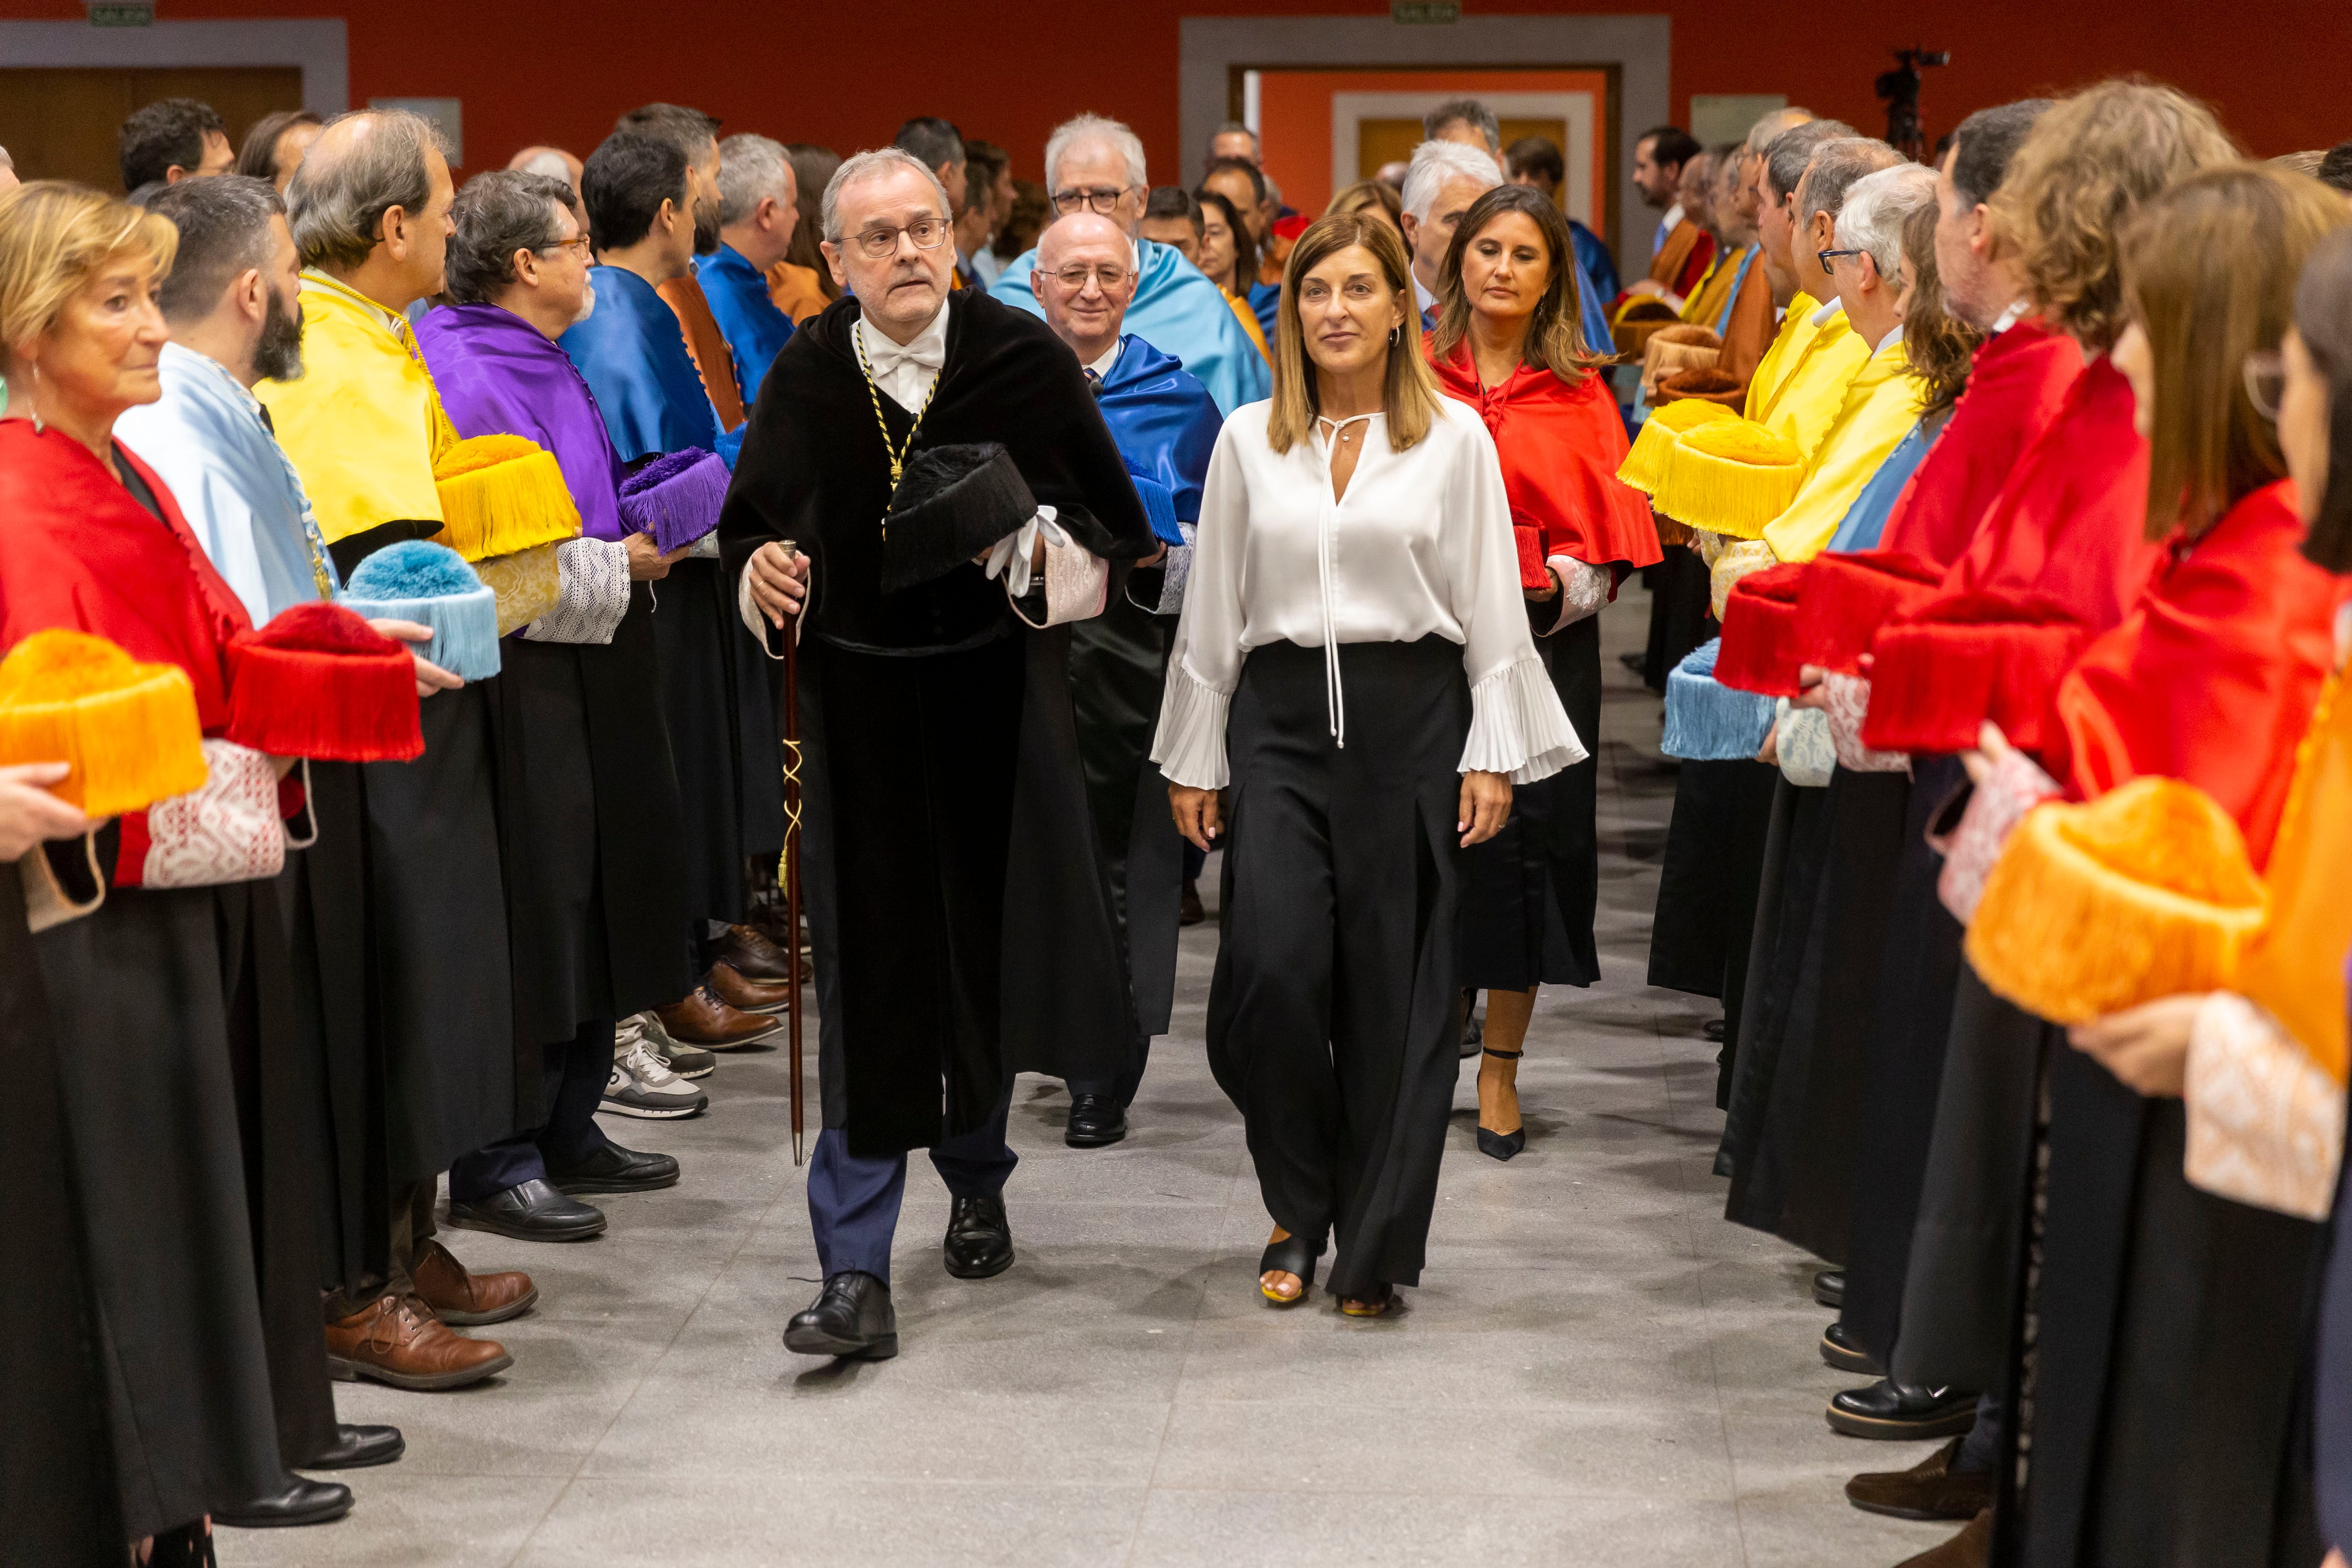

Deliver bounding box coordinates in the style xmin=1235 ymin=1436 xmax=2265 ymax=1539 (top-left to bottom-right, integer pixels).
xmin=1808 ymin=297 xmax=1842 ymax=328
xmin=1990 ymin=299 xmax=2028 ymax=335
xmin=1660 ymin=202 xmax=1685 ymax=233
xmin=856 ymin=295 xmax=951 ymax=408
xmin=1085 ymin=341 xmax=1122 ymax=381
xmin=1875 ymin=322 xmax=1906 ymax=354
xmin=1414 ymin=274 xmax=1437 ymax=316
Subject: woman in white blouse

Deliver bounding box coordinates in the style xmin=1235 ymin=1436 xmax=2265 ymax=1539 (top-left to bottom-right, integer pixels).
xmin=1153 ymin=211 xmax=1583 ymax=1317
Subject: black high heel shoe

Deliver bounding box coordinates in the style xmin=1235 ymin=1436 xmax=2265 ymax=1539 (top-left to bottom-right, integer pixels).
xmin=1258 ymin=1230 xmax=1322 ymax=1305
xmin=1477 ymin=1047 xmax=1527 ymax=1161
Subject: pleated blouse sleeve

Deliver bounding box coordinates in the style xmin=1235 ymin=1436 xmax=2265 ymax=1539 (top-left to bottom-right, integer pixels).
xmin=1446 ymin=411 xmax=1587 ymax=784
xmin=1151 ymin=416 xmax=1249 ymax=789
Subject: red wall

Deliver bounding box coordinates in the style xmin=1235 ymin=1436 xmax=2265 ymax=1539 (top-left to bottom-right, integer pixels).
xmin=5 ymin=0 xmax=2346 ymax=178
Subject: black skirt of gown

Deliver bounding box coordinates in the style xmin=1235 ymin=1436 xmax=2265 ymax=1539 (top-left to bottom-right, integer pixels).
xmin=1718 ymin=775 xmax=1832 ymax=1213
xmin=1459 ymin=611 xmax=1603 ymax=992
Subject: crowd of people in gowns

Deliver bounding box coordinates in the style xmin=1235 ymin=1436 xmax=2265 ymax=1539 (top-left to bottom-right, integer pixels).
xmin=6 ymin=74 xmax=2352 ymax=1568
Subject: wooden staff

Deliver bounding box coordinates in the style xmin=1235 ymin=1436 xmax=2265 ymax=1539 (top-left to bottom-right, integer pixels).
xmin=777 ymin=541 xmax=806 ymax=1166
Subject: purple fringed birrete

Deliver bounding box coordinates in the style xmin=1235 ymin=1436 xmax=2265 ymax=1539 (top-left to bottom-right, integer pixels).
xmin=619 ymin=447 xmax=730 ymax=555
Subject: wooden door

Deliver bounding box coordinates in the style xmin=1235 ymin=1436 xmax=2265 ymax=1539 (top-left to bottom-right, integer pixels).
xmin=0 ymin=68 xmax=304 ymax=191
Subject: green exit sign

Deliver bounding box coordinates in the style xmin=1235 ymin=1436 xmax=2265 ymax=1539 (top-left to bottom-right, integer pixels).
xmin=87 ymin=0 xmax=155 ymax=23
xmin=1393 ymin=0 xmax=1460 ymax=21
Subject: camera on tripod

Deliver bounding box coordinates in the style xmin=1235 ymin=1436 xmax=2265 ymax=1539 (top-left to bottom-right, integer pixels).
xmin=1875 ymin=47 xmax=1950 ymax=160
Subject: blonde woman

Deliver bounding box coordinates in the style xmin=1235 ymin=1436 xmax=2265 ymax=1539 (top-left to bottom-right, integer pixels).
xmin=1154 ymin=211 xmax=1582 ymax=1316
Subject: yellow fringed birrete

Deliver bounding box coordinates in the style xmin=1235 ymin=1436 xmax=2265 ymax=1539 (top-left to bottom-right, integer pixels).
xmin=1963 ymin=777 xmax=2268 ymax=1026
xmin=1617 ymin=398 xmax=1739 ymax=495
xmin=1653 ymin=417 xmax=1804 ymax=540
xmin=431 ymin=437 xmax=582 ymax=562
xmin=0 ymin=629 xmax=209 ymax=816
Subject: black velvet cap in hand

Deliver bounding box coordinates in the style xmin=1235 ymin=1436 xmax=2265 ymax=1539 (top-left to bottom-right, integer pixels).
xmin=879 ymin=443 xmax=1037 ymax=593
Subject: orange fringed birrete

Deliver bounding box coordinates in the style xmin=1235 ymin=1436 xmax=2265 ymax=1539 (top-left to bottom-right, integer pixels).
xmin=0 ymin=629 xmax=209 ymax=815
xmin=1618 ymin=398 xmax=1739 ymax=496
xmin=1652 ymin=417 xmax=1803 ymax=540
xmin=430 ymin=435 xmax=581 ymax=562
xmin=1964 ymin=777 xmax=2268 ymax=1026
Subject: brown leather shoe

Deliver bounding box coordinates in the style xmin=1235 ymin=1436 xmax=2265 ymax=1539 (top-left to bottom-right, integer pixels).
xmin=411 ymin=1238 xmax=538 ymax=1327
xmin=1893 ymin=1508 xmax=1990 ymax=1568
xmin=1845 ymin=1437 xmax=1994 ymax=1521
xmin=655 ymin=984 xmax=782 ymax=1047
xmin=326 ymin=1294 xmax=512 ymax=1391
xmin=717 ymin=922 xmax=797 ymax=984
xmin=706 ymin=960 xmax=792 ymax=1014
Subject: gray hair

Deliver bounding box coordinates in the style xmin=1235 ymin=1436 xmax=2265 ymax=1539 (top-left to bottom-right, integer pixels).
xmin=1742 ymin=106 xmax=1814 ymax=157
xmin=286 ymin=108 xmax=446 ymax=271
xmin=1210 ymin=119 xmax=1259 ymax=159
xmin=142 ymin=173 xmax=284 ymax=322
xmin=1834 ymin=162 xmax=1938 ymax=279
xmin=512 ymin=148 xmax=573 ymax=185
xmin=1045 ymin=113 xmax=1146 ymax=193
xmin=1400 ymin=138 xmax=1501 ymax=222
xmin=717 ymin=133 xmax=791 ymax=227
xmin=444 ymin=170 xmax=574 ymax=304
xmin=1423 ymin=98 xmax=1501 ymax=154
xmin=820 ymin=146 xmax=949 ymax=243
xmin=1763 ymin=119 xmax=1856 ymax=204
xmin=1794 ymin=136 xmax=1903 ymax=228
xmin=0 ymin=145 xmax=12 ymax=172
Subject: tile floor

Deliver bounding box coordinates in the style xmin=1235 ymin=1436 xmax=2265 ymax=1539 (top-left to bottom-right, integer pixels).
xmin=220 ymin=589 xmax=1956 ymax=1567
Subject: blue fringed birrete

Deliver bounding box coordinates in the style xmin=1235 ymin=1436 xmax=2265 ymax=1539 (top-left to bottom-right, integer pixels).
xmin=1661 ymin=638 xmax=1776 ymax=761
xmin=336 ymin=541 xmax=502 ymax=681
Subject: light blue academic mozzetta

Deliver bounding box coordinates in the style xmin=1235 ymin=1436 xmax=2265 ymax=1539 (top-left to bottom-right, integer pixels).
xmin=989 ymin=236 xmax=1270 ymax=416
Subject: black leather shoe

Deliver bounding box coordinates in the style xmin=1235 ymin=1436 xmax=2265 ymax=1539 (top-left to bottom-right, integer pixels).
xmin=213 ymin=1475 xmax=353 ymax=1528
xmin=1827 ymin=1379 xmax=1980 ymax=1440
xmin=1065 ymin=1093 xmax=1128 ymax=1148
xmin=1813 ymin=1268 xmax=1845 ymax=1308
xmin=303 ymin=1422 xmax=405 ymax=1470
xmin=943 ymin=1194 xmax=1014 ymax=1278
xmin=548 ymin=1141 xmax=680 ymax=1194
xmin=783 ymin=1270 xmax=897 ymax=1359
xmin=446 ymin=1178 xmax=608 ymax=1242
xmin=1820 ymin=1320 xmax=1882 ymax=1376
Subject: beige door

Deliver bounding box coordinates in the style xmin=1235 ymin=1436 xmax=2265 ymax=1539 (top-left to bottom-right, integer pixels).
xmin=0 ymin=67 xmax=304 ymax=191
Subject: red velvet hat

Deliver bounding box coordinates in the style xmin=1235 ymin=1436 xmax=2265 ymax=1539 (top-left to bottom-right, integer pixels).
xmin=1793 ymin=550 xmax=1945 ymax=676
xmin=1713 ymin=562 xmax=1812 ymax=697
xmin=225 ymin=602 xmax=425 ymax=763
xmin=1861 ymin=590 xmax=2089 ymax=755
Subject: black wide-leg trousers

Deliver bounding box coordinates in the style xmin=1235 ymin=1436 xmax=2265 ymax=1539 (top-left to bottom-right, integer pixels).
xmin=1207 ymin=636 xmax=1470 ymax=1300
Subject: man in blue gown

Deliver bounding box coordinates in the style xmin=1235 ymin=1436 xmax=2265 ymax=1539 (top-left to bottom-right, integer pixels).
xmin=1031 ymin=212 xmax=1224 ymax=1147
xmin=989 ymin=113 xmax=1268 ymax=416
xmin=696 ymin=133 xmax=799 ymax=410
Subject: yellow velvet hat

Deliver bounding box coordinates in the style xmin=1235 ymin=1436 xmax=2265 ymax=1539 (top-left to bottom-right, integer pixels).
xmin=1618 ymin=398 xmax=1740 ymax=496
xmin=0 ymin=629 xmax=208 ymax=816
xmin=431 ymin=434 xmax=583 ymax=562
xmin=1964 ymin=776 xmax=2268 ymax=1025
xmin=1653 ymin=418 xmax=1804 ymax=540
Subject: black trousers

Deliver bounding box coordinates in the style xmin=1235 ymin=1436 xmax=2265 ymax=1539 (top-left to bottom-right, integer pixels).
xmin=1206 ymin=637 xmax=1470 ymax=1299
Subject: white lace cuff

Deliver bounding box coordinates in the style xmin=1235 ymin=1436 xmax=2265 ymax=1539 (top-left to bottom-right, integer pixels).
xmin=1130 ymin=521 xmax=1197 ymax=617
xmin=737 ymin=548 xmax=805 ymax=660
xmin=1822 ymin=672 xmax=1908 ymax=773
xmin=2184 ymin=991 xmax=2344 ymax=1220
xmin=1710 ymin=538 xmax=1778 ymax=620
xmin=998 ymin=509 xmax=1109 ymax=628
xmin=1460 ymin=656 xmax=1586 ymax=784
xmin=1775 ymin=701 xmax=1836 ymax=787
xmin=525 ymin=538 xmax=632 ymax=645
xmin=1542 ymin=556 xmax=1612 ymax=633
xmin=1151 ymin=658 xmax=1234 ymax=790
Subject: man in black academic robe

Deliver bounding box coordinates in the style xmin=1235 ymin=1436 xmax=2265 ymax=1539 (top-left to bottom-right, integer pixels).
xmin=721 ymin=148 xmax=1154 ymax=1358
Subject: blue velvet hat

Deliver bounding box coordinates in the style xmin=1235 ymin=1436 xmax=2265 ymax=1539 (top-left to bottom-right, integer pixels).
xmin=1661 ymin=639 xmax=1775 ymax=761
xmin=336 ymin=540 xmax=503 ymax=681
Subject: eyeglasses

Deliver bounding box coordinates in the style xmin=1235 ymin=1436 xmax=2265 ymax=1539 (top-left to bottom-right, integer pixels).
xmin=1816 ymin=247 xmax=1866 ymax=276
xmin=2243 ymin=349 xmax=2286 ymax=421
xmin=1051 ymin=185 xmax=1134 ymax=216
xmin=848 ymin=216 xmax=951 ymax=259
xmin=1048 ymin=263 xmax=1132 ymax=291
xmin=539 ymin=234 xmax=594 ymax=258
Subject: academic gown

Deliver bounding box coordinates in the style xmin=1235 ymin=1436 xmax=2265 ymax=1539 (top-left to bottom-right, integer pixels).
xmin=1570 ymin=219 xmax=1621 ymax=308
xmin=990 ymin=235 xmax=1272 ymax=416
xmin=562 ymin=265 xmax=785 ymax=938
xmin=2006 ymin=481 xmax=2342 ymax=1568
xmin=1431 ymin=343 xmax=1659 ymax=991
xmin=1078 ymin=333 xmax=1224 ymax=1043
xmin=656 ymin=270 xmax=746 ymax=433
xmin=416 ymin=302 xmax=696 ymax=1049
xmin=1879 ymin=318 xmax=2082 ymax=567
xmin=718 ymin=291 xmax=1157 ymax=1155
xmin=696 ymin=243 xmax=796 ymax=411
xmin=0 ymin=422 xmax=314 ymax=1536
xmin=260 ymin=273 xmax=517 ymax=1184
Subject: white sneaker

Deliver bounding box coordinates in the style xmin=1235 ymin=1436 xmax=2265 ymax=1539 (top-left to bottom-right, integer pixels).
xmin=631 ymin=1010 xmax=716 ymax=1080
xmin=600 ymin=1035 xmax=709 ymax=1120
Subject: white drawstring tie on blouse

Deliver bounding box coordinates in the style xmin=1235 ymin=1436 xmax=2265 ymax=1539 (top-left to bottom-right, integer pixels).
xmin=1314 ymin=412 xmax=1375 ymax=749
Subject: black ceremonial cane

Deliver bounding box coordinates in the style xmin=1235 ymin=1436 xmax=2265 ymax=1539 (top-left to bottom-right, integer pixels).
xmin=775 ymin=540 xmax=806 ymax=1166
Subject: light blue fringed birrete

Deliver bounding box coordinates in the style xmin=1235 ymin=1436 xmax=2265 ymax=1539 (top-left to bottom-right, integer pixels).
xmin=336 ymin=539 xmax=502 ymax=680
xmin=1661 ymin=638 xmax=1775 ymax=760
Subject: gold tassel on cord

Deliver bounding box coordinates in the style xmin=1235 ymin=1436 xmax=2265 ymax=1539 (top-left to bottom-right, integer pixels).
xmin=1617 ymin=398 xmax=1739 ymax=495
xmin=431 ymin=435 xmax=582 ymax=562
xmin=1963 ymin=777 xmax=2268 ymax=1025
xmin=0 ymin=629 xmax=209 ymax=816
xmin=1653 ymin=419 xmax=1804 ymax=541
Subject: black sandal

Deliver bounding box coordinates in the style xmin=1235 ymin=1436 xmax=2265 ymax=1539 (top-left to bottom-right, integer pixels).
xmin=1258 ymin=1231 xmax=1321 ymax=1305
xmin=1338 ymin=1282 xmax=1395 ymax=1318
xmin=1477 ymin=1048 xmax=1527 ymax=1162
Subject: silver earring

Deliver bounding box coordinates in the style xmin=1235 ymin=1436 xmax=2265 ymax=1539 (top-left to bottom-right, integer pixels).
xmin=1389 ymin=326 xmax=1400 ymax=346
xmin=27 ymin=359 xmax=43 ymax=436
